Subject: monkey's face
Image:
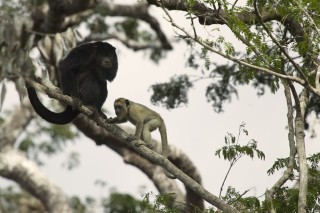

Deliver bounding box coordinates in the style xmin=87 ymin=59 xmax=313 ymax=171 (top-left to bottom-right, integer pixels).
xmin=114 ymin=105 xmax=122 ymax=116
xmin=101 ymin=57 xmax=112 ymax=69
xmin=98 ymin=53 xmax=118 ymax=82
xmin=114 ymin=98 xmax=129 ymax=116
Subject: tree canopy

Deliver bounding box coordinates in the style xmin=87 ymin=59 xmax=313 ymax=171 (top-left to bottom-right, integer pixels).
xmin=0 ymin=0 xmax=319 ymax=212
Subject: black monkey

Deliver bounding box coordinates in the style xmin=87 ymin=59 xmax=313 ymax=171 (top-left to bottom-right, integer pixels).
xmin=27 ymin=41 xmax=118 ymax=124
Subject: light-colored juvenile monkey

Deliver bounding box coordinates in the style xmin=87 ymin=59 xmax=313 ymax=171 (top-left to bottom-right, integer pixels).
xmin=108 ymin=98 xmax=175 ymax=179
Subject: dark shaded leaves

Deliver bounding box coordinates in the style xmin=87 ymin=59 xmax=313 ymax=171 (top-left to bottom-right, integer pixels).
xmin=150 ymin=75 xmax=193 ymax=109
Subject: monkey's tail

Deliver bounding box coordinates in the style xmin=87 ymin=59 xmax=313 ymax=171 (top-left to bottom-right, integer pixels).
xmin=27 ymin=86 xmax=78 ymax=125
xmin=159 ymin=122 xmax=176 ymax=179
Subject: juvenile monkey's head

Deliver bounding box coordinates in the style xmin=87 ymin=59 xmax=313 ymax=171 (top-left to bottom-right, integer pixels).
xmin=114 ymin=98 xmax=130 ymax=116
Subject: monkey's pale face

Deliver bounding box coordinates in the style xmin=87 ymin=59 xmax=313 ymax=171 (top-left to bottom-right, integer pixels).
xmin=114 ymin=105 xmax=122 ymax=116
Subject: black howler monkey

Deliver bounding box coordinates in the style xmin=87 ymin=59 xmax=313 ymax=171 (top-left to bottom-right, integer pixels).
xmin=27 ymin=41 xmax=118 ymax=124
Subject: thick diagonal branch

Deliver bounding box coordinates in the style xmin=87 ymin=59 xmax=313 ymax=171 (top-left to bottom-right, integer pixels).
xmin=0 ymin=148 xmax=72 ymax=213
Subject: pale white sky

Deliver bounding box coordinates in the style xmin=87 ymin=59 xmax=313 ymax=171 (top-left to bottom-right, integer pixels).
xmin=1 ymin=1 xmax=320 ymax=208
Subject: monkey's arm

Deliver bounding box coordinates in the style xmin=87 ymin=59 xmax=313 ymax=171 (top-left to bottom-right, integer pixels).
xmin=59 ymin=65 xmax=83 ymax=110
xmin=134 ymin=121 xmax=144 ymax=139
xmin=60 ymin=68 xmax=79 ymax=98
xmin=108 ymin=116 xmax=127 ymax=124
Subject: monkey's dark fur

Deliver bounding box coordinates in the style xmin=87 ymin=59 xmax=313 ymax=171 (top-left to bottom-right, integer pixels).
xmin=27 ymin=41 xmax=118 ymax=124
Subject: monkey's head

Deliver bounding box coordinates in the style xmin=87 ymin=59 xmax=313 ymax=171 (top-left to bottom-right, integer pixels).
xmin=114 ymin=98 xmax=130 ymax=116
xmin=59 ymin=41 xmax=118 ymax=82
xmin=95 ymin=42 xmax=118 ymax=82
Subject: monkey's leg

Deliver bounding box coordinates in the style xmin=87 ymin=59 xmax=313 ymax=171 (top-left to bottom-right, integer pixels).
xmin=86 ymin=106 xmax=108 ymax=120
xmin=141 ymin=119 xmax=160 ymax=149
xmin=70 ymin=96 xmax=82 ymax=111
xmin=126 ymin=121 xmax=144 ymax=142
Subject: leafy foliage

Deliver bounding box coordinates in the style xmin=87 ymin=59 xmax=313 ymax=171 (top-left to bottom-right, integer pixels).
xmin=150 ymin=75 xmax=193 ymax=109
xmin=0 ymin=186 xmax=45 ymax=213
xmin=103 ymin=192 xmax=151 ymax=213
xmin=88 ymin=15 xmax=109 ymax=33
xmin=265 ymin=153 xmax=320 ymax=212
xmin=18 ymin=120 xmax=79 ymax=166
xmin=215 ymin=124 xmax=265 ymax=162
xmin=70 ymin=196 xmax=86 ymax=213
xmin=115 ymin=18 xmax=140 ymax=41
xmin=215 ymin=123 xmax=265 ymax=201
xmin=222 ymin=187 xmax=261 ymax=212
xmin=0 ymin=12 xmax=34 ymax=105
xmin=261 ymin=179 xmax=320 ymax=213
xmin=206 ymin=64 xmax=241 ymax=112
xmin=305 ymin=94 xmax=320 ymax=131
xmin=141 ymin=192 xmax=179 ymax=213
xmin=267 ymin=157 xmax=296 ymax=176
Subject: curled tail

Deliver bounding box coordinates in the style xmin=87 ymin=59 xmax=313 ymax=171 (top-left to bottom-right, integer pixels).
xmin=26 ymin=86 xmax=78 ymax=125
xmin=159 ymin=121 xmax=176 ymax=179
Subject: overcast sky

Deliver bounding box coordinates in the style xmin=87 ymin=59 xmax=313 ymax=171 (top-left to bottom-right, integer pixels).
xmin=1 ymin=1 xmax=320 ymax=208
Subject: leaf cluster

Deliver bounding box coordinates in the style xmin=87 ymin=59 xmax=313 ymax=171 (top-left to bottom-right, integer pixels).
xmin=222 ymin=187 xmax=261 ymax=212
xmin=0 ymin=10 xmax=35 ymax=110
xmin=150 ymin=75 xmax=193 ymax=109
xmin=206 ymin=63 xmax=242 ymax=113
xmin=18 ymin=120 xmax=79 ymax=166
xmin=265 ymin=152 xmax=320 ymax=211
xmin=215 ymin=126 xmax=265 ymax=162
xmin=103 ymin=192 xmax=151 ymax=213
xmin=0 ymin=186 xmax=45 ymax=213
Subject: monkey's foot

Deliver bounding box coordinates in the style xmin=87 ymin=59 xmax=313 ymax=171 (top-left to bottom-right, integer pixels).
xmin=145 ymin=142 xmax=155 ymax=149
xmin=98 ymin=112 xmax=108 ymax=120
xmin=71 ymin=96 xmax=82 ymax=110
xmin=135 ymin=141 xmax=147 ymax=147
xmin=87 ymin=107 xmax=108 ymax=121
xmin=126 ymin=135 xmax=139 ymax=143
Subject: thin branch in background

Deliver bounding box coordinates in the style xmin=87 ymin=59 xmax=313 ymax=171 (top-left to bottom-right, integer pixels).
xmin=189 ymin=13 xmax=198 ymax=39
xmin=158 ymin=2 xmax=313 ymax=91
xmin=231 ymin=0 xmax=240 ymax=11
xmin=265 ymin=81 xmax=297 ymax=213
xmin=83 ymin=33 xmax=162 ymax=51
xmin=293 ymin=0 xmax=320 ymax=37
xmin=175 ymin=21 xmax=305 ymax=85
xmin=316 ymin=63 xmax=320 ymax=91
xmin=229 ymin=189 xmax=250 ymax=205
xmin=253 ymin=0 xmax=307 ymax=84
xmin=218 ymin=124 xmax=244 ymax=198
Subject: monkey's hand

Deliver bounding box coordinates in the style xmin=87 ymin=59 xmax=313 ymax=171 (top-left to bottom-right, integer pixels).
xmin=71 ymin=96 xmax=82 ymax=110
xmin=107 ymin=117 xmax=115 ymax=123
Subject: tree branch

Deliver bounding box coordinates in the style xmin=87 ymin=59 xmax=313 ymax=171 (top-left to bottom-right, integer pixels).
xmin=25 ymin=76 xmax=238 ymax=213
xmin=265 ymin=81 xmax=297 ymax=212
xmin=0 ymin=147 xmax=72 ymax=213
xmin=295 ymin=89 xmax=308 ymax=213
xmin=147 ymin=0 xmax=306 ymax=44
xmin=253 ymin=0 xmax=307 ymax=83
xmin=83 ymin=33 xmax=164 ymax=51
xmin=33 ymin=0 xmax=172 ymax=50
xmin=0 ymin=99 xmax=35 ymax=149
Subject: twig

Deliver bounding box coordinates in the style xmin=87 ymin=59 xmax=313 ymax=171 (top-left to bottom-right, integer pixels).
xmin=253 ymin=0 xmax=307 ymax=84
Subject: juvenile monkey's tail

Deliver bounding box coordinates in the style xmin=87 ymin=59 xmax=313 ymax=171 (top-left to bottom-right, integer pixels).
xmin=27 ymin=86 xmax=79 ymax=125
xmin=159 ymin=121 xmax=176 ymax=179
